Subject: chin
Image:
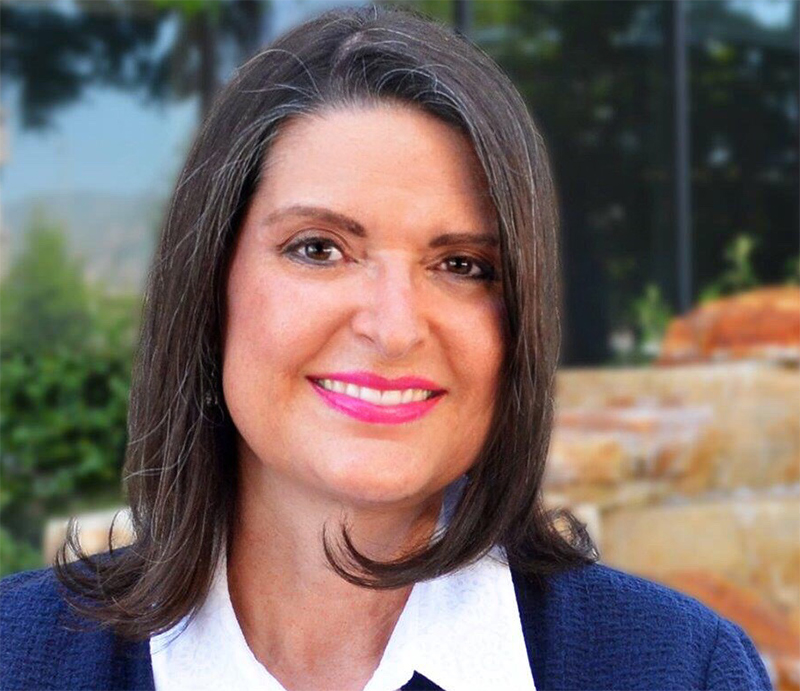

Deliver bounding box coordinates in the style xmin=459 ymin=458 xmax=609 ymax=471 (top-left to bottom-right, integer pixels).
xmin=314 ymin=459 xmax=435 ymax=508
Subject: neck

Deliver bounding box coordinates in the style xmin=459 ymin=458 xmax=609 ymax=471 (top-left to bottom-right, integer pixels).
xmin=226 ymin=453 xmax=444 ymax=691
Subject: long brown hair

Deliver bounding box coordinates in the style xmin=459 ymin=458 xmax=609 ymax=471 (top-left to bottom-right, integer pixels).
xmin=55 ymin=3 xmax=598 ymax=641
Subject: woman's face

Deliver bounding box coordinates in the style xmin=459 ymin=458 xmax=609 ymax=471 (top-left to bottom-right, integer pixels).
xmin=222 ymin=103 xmax=506 ymax=510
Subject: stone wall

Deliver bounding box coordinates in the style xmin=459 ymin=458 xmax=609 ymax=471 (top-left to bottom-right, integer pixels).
xmin=548 ymin=362 xmax=800 ymax=690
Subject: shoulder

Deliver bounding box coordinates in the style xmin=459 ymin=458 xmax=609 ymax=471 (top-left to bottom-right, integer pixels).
xmin=1 ymin=564 xmax=107 ymax=690
xmin=1 ymin=564 xmax=71 ymax=642
xmin=514 ymin=560 xmax=727 ymax=637
xmin=512 ymin=561 xmax=773 ymax=690
xmin=0 ymin=560 xmax=152 ymax=691
xmin=555 ymin=560 xmax=721 ymax=624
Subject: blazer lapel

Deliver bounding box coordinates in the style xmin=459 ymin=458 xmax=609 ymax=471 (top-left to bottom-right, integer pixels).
xmin=510 ymin=567 xmax=553 ymax=691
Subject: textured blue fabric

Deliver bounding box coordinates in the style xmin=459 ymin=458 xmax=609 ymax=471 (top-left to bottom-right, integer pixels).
xmin=1 ymin=558 xmax=773 ymax=691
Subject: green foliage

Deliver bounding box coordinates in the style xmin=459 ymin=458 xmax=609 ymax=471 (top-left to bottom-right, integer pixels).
xmin=0 ymin=347 xmax=131 ymax=539
xmin=4 ymin=0 xmax=265 ymax=127
xmin=377 ymin=0 xmax=455 ymax=23
xmin=0 ymin=525 xmax=43 ymax=577
xmin=150 ymin=0 xmax=223 ymax=21
xmin=1 ymin=215 xmax=138 ymax=573
xmin=699 ymin=233 xmax=760 ymax=303
xmin=632 ymin=283 xmax=673 ymax=350
xmin=783 ymin=255 xmax=800 ymax=286
xmin=612 ymin=282 xmax=674 ymax=365
xmin=0 ymin=208 xmax=92 ymax=357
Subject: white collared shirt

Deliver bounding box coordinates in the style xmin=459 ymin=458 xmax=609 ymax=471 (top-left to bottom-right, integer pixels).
xmin=150 ymin=477 xmax=536 ymax=691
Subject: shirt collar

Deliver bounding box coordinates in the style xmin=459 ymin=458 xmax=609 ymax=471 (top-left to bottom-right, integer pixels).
xmin=151 ymin=476 xmax=536 ymax=691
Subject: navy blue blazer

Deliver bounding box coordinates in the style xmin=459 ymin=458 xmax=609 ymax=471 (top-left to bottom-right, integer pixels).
xmin=0 ymin=557 xmax=773 ymax=690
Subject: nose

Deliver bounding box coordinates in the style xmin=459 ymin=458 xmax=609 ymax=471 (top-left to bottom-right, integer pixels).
xmin=350 ymin=257 xmax=430 ymax=361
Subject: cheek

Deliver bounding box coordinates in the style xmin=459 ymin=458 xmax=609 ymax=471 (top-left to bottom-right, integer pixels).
xmin=221 ymin=265 xmax=345 ymax=407
xmin=226 ymin=260 xmax=341 ymax=348
xmin=444 ymin=295 xmax=506 ymax=395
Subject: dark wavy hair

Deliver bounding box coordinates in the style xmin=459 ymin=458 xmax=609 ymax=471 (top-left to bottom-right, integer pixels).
xmin=54 ymin=2 xmax=598 ymax=641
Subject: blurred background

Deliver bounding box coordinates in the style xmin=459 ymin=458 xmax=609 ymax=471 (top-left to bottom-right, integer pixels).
xmin=1 ymin=0 xmax=798 ymax=686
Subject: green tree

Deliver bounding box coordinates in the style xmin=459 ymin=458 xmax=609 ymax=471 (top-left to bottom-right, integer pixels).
xmin=0 ymin=209 xmax=92 ymax=357
xmin=1 ymin=215 xmax=138 ymax=575
xmin=1 ymin=0 xmax=267 ymax=128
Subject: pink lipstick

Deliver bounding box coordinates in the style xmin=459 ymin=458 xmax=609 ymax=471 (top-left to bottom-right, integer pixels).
xmin=308 ymin=371 xmax=446 ymax=392
xmin=306 ymin=372 xmax=447 ymax=425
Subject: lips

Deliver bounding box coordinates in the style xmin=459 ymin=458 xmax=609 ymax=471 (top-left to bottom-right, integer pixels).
xmin=307 ymin=370 xmax=446 ymax=393
xmin=307 ymin=375 xmax=446 ymax=425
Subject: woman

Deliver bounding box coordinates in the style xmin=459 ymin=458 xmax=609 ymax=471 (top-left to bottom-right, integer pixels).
xmin=1 ymin=5 xmax=772 ymax=691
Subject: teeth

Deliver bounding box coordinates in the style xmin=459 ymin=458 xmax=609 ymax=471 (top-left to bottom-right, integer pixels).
xmin=317 ymin=379 xmax=436 ymax=405
xmin=382 ymin=390 xmax=403 ymax=405
xmin=359 ymin=386 xmax=382 ymax=405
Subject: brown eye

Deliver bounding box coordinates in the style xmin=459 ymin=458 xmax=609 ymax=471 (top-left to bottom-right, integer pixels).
xmin=284 ymin=237 xmax=344 ymax=264
xmin=303 ymin=240 xmax=336 ymax=261
xmin=447 ymin=257 xmax=475 ymax=275
xmin=442 ymin=256 xmax=497 ymax=282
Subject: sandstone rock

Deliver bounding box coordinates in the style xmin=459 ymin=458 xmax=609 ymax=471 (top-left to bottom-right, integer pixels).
xmin=658 ymin=286 xmax=800 ymax=365
xmin=601 ymin=493 xmax=800 ymax=620
xmin=555 ymin=364 xmax=800 ymax=492
xmin=43 ymin=507 xmax=134 ymax=565
xmin=546 ymin=433 xmax=629 ymax=485
xmin=544 ymin=479 xmax=672 ymax=511
xmin=547 ymin=402 xmax=713 ymax=494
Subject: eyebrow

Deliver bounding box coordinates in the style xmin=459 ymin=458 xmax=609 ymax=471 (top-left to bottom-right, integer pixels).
xmin=263 ymin=204 xmax=499 ymax=248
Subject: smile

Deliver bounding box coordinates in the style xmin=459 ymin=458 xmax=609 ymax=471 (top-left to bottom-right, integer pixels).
xmin=314 ymin=378 xmax=437 ymax=404
xmin=308 ymin=378 xmax=445 ymax=424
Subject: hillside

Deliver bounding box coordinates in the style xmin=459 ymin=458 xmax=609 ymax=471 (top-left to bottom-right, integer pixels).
xmin=2 ymin=190 xmax=167 ymax=292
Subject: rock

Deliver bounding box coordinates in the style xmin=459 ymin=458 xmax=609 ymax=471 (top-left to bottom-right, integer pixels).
xmin=555 ymin=364 xmax=800 ymax=492
xmin=658 ymin=286 xmax=800 ymax=365
xmin=43 ymin=507 xmax=134 ymax=565
xmin=601 ymin=493 xmax=800 ymax=620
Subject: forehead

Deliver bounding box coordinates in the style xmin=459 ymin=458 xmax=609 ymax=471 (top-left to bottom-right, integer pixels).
xmin=254 ymin=104 xmax=497 ymax=234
